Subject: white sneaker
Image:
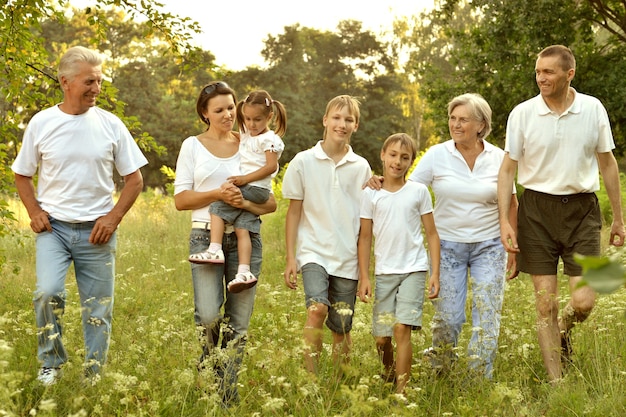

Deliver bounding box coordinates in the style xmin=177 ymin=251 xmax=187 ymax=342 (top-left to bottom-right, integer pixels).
xmin=227 ymin=271 xmax=258 ymax=293
xmin=37 ymin=367 xmax=61 ymax=386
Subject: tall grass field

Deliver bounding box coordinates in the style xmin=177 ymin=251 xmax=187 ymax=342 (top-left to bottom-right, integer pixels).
xmin=1 ymin=191 xmax=625 ymax=416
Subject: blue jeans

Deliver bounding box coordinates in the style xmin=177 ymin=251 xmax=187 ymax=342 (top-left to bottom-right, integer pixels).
xmin=189 ymin=226 xmax=261 ymax=403
xmin=431 ymin=238 xmax=506 ymax=378
xmin=34 ymin=218 xmax=116 ymax=375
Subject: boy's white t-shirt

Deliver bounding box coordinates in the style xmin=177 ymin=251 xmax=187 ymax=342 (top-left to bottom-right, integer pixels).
xmin=282 ymin=141 xmax=372 ymax=280
xmin=360 ymin=181 xmax=433 ymax=275
xmin=174 ymin=136 xmax=240 ymax=223
xmin=239 ymin=130 xmax=285 ymax=190
xmin=11 ymin=105 xmax=148 ymax=222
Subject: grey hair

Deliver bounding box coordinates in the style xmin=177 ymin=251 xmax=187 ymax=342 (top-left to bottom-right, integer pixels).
xmin=57 ymin=46 xmax=104 ymax=82
xmin=447 ymin=93 xmax=492 ymax=139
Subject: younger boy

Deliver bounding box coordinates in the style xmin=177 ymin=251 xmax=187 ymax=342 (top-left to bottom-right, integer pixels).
xmin=283 ymin=95 xmax=372 ymax=373
xmin=357 ymin=133 xmax=440 ymax=394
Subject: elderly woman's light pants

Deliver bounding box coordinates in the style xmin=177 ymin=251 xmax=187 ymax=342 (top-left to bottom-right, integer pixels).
xmin=431 ymin=238 xmax=506 ymax=378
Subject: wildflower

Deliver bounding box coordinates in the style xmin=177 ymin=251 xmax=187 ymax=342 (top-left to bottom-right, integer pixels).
xmin=38 ymin=398 xmax=57 ymax=412
xmin=87 ymin=317 xmax=103 ymax=326
xmin=261 ymin=397 xmax=287 ymax=411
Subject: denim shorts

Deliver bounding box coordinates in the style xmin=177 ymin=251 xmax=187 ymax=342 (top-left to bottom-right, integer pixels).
xmin=372 ymin=272 xmax=427 ymax=337
xmin=518 ymin=189 xmax=602 ymax=276
xmin=209 ymin=185 xmax=269 ymax=234
xmin=301 ymin=263 xmax=358 ymax=334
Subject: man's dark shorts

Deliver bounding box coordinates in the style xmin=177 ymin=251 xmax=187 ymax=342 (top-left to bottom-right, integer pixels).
xmin=517 ymin=189 xmax=602 ymax=276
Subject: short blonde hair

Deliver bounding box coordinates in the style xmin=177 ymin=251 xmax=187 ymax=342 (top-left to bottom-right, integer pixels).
xmin=381 ymin=133 xmax=417 ymax=162
xmin=323 ymin=95 xmax=361 ymax=139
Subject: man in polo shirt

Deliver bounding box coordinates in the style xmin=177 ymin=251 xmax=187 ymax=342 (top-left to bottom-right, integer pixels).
xmin=497 ymin=44 xmax=625 ymax=382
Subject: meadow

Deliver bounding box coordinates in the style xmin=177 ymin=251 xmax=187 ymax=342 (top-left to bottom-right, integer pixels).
xmin=1 ymin=191 xmax=625 ymax=416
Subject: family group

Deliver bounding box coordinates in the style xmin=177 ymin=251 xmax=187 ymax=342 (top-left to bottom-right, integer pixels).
xmin=11 ymin=44 xmax=624 ymax=407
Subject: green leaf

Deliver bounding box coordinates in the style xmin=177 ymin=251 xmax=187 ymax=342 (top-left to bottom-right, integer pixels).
xmin=575 ymin=254 xmax=626 ymax=294
xmin=573 ymin=253 xmax=612 ymax=269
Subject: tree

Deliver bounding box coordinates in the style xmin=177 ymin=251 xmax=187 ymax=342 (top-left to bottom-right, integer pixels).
xmin=585 ymin=0 xmax=626 ymax=44
xmin=0 ymin=0 xmax=203 ymax=238
xmin=400 ymin=0 xmax=626 ymax=154
xmin=228 ymin=21 xmax=408 ymax=167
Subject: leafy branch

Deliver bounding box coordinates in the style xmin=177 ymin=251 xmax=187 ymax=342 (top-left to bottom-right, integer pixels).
xmin=575 ymin=251 xmax=626 ymax=293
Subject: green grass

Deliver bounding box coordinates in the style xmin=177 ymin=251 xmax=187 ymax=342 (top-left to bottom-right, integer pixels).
xmin=1 ymin=192 xmax=626 ymax=416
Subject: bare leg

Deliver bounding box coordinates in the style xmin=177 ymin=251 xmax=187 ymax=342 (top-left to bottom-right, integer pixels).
xmin=558 ymin=275 xmax=595 ymax=332
xmin=303 ymin=303 xmax=328 ymax=373
xmin=210 ymin=213 xmax=225 ymax=244
xmin=531 ymin=274 xmax=561 ymax=382
xmin=332 ymin=331 xmax=352 ymax=373
xmin=189 ymin=213 xmax=225 ymax=263
xmin=394 ymin=324 xmax=412 ymax=394
xmin=557 ymin=275 xmax=595 ymax=365
xmin=375 ymin=336 xmax=394 ymax=379
xmin=234 ymin=228 xmax=252 ymax=266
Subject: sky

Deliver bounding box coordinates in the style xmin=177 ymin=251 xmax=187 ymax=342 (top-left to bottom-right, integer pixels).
xmin=70 ymin=0 xmax=435 ymax=70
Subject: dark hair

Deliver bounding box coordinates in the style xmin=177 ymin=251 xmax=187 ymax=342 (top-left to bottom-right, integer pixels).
xmin=196 ymin=81 xmax=237 ymax=127
xmin=236 ymin=90 xmax=287 ymax=137
xmin=381 ymin=133 xmax=417 ymax=162
xmin=538 ymin=45 xmax=576 ymax=71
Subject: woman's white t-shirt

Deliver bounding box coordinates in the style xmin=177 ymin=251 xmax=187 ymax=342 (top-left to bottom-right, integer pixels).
xmin=410 ymin=139 xmax=512 ymax=243
xmin=174 ymin=136 xmax=240 ymax=224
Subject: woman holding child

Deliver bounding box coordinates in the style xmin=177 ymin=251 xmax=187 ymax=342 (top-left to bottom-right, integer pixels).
xmin=174 ymin=81 xmax=276 ymax=405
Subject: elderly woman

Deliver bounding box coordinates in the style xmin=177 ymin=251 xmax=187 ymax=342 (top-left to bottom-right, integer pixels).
xmin=410 ymin=93 xmax=518 ymax=378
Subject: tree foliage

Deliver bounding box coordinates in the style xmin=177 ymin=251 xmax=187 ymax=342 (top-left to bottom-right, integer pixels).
xmin=402 ymin=0 xmax=626 ymax=155
xmin=1 ymin=0 xmax=205 ymax=201
xmin=226 ymin=21 xmax=410 ymax=169
xmin=3 ymin=0 xmax=626 ymax=204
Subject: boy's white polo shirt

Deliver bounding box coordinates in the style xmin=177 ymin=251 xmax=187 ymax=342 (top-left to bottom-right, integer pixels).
xmin=282 ymin=141 xmax=372 ymax=280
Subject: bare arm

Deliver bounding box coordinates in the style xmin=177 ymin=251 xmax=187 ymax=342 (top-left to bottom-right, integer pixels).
xmin=174 ymin=188 xmax=224 ymax=211
xmin=506 ymin=193 xmax=519 ymax=280
xmin=497 ymin=154 xmax=520 ymax=253
xmin=357 ymin=218 xmax=373 ymax=302
xmin=90 ymin=169 xmax=144 ymax=244
xmin=236 ymin=192 xmax=277 ymax=216
xmin=229 ymin=150 xmax=279 ymax=186
xmin=597 ymin=151 xmax=626 ymax=246
xmin=422 ymin=212 xmax=440 ymax=299
xmin=284 ymin=199 xmax=302 ymax=289
xmin=175 ymin=181 xmax=277 ymax=216
xmin=14 ymin=173 xmax=51 ymax=233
